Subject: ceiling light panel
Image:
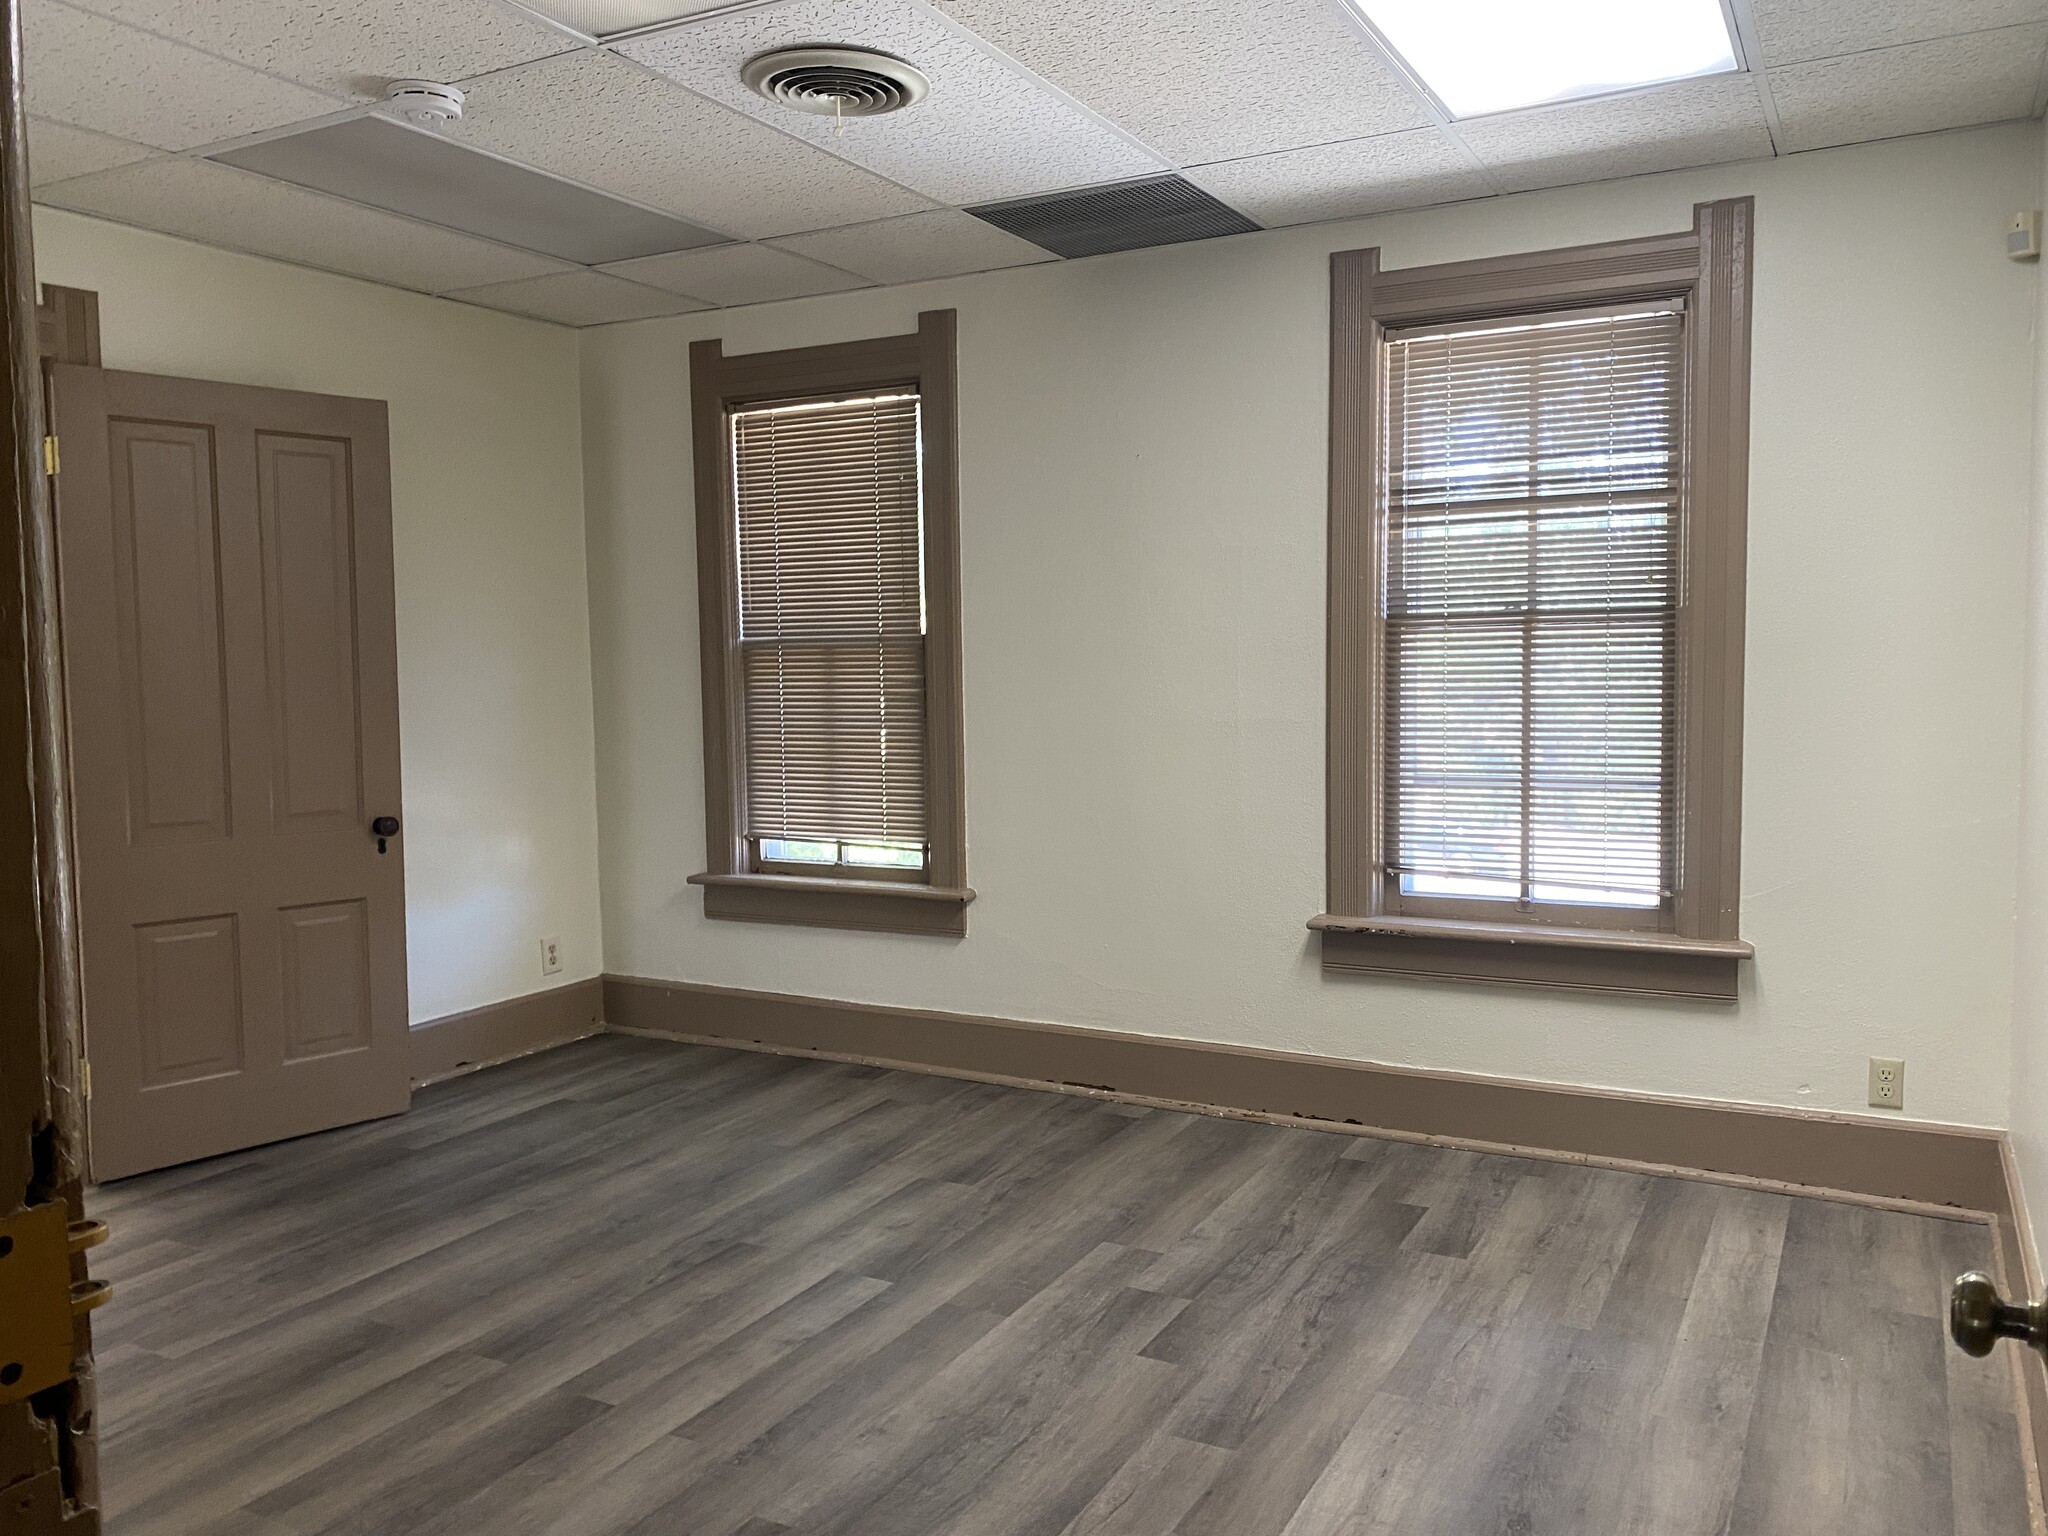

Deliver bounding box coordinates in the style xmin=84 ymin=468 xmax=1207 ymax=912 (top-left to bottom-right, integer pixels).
xmin=617 ymin=0 xmax=1163 ymax=206
xmin=445 ymin=51 xmax=935 ymax=239
xmin=216 ymin=116 xmax=727 ymax=265
xmin=1345 ymin=0 xmax=1742 ymax=118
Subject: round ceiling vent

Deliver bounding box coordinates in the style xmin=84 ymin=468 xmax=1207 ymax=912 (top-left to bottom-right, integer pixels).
xmin=384 ymin=80 xmax=465 ymax=126
xmin=741 ymin=47 xmax=929 ymax=118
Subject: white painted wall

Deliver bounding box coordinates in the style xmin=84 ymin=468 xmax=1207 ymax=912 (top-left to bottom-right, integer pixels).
xmin=584 ymin=123 xmax=2040 ymax=1129
xmin=33 ymin=207 xmax=605 ymax=1025
xmin=2008 ymin=123 xmax=2048 ymax=1281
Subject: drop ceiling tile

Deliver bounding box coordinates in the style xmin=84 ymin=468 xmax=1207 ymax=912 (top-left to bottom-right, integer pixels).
xmin=1748 ymin=0 xmax=2048 ymax=66
xmin=510 ymin=0 xmax=738 ymax=38
xmin=1457 ymin=73 xmax=1776 ymax=193
xmin=768 ymin=208 xmax=1055 ymax=283
xmin=618 ymin=0 xmax=1163 ymax=206
xmin=603 ymin=243 xmax=870 ymax=305
xmin=56 ymin=0 xmax=578 ymax=99
xmin=1769 ymin=27 xmax=2048 ymax=152
xmin=448 ymin=51 xmax=936 ymax=239
xmin=38 ymin=157 xmax=575 ymax=293
xmin=26 ymin=116 xmax=153 ymax=187
xmin=216 ymin=115 xmax=728 ymax=264
xmin=1185 ymin=129 xmax=1494 ymax=226
xmin=23 ymin=0 xmax=342 ymax=150
xmin=929 ymin=0 xmax=1432 ymax=164
xmin=446 ymin=269 xmax=713 ymax=325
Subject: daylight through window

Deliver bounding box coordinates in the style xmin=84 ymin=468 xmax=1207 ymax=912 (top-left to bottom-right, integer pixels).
xmin=1383 ymin=303 xmax=1683 ymax=918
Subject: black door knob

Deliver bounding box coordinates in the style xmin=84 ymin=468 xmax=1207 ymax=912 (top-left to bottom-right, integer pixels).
xmin=370 ymin=816 xmax=400 ymax=838
xmin=1951 ymin=1271 xmax=2048 ymax=1358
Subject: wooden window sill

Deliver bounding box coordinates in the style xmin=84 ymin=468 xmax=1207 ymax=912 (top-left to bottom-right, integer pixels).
xmin=1308 ymin=913 xmax=1751 ymax=1002
xmin=689 ymin=873 xmax=975 ymax=936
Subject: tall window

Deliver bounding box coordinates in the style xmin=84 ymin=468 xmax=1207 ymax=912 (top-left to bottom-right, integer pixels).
xmin=733 ymin=392 xmax=928 ymax=878
xmin=689 ymin=312 xmax=970 ymax=936
xmin=1318 ymin=201 xmax=1754 ymax=1000
xmin=1385 ymin=304 xmax=1679 ymax=923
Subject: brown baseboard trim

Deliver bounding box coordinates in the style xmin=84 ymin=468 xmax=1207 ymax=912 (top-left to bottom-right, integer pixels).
xmin=601 ymin=974 xmax=2007 ymax=1213
xmin=410 ymin=977 xmax=605 ymax=1086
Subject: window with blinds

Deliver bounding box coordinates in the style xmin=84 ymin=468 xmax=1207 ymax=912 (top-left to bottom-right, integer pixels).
xmin=732 ymin=390 xmax=929 ymax=875
xmin=1381 ymin=301 xmax=1683 ymax=916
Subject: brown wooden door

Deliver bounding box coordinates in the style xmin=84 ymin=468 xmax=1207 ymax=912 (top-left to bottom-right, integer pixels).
xmin=51 ymin=365 xmax=410 ymax=1180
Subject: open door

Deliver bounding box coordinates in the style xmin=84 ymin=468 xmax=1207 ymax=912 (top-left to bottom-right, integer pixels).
xmin=50 ymin=367 xmax=412 ymax=1181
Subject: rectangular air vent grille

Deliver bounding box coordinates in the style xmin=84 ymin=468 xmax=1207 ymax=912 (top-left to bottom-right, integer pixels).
xmin=965 ymin=174 xmax=1259 ymax=260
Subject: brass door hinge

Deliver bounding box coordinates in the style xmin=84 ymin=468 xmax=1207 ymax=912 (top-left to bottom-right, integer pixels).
xmin=42 ymin=434 xmax=58 ymax=476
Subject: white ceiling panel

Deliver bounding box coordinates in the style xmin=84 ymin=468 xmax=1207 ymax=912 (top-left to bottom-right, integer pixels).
xmin=1769 ymin=27 xmax=2048 ymax=152
xmin=447 ymin=268 xmax=713 ymax=324
xmin=1185 ymin=129 xmax=1495 ymax=227
xmin=1456 ymin=73 xmax=1776 ymax=193
xmin=1748 ymin=0 xmax=2048 ymax=66
xmin=507 ymin=0 xmax=739 ymax=39
xmin=448 ymin=50 xmax=936 ymax=238
xmin=23 ymin=0 xmax=342 ymax=150
xmin=618 ymin=0 xmax=1163 ymax=206
xmin=26 ymin=116 xmax=154 ymax=187
xmin=768 ymin=208 xmax=1055 ymax=283
xmin=602 ymin=242 xmax=871 ymax=304
xmin=55 ymin=0 xmax=578 ymax=100
xmin=39 ymin=157 xmax=575 ymax=292
xmin=930 ymin=0 xmax=1432 ymax=164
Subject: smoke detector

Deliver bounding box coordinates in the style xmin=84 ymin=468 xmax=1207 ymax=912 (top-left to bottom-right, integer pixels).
xmin=741 ymin=47 xmax=929 ymax=118
xmin=384 ymin=80 xmax=465 ymax=126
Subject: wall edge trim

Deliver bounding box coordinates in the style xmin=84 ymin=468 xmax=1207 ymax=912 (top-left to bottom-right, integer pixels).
xmin=408 ymin=977 xmax=605 ymax=1086
xmin=599 ymin=973 xmax=2007 ymax=1212
xmin=1995 ymin=1137 xmax=2048 ymax=1528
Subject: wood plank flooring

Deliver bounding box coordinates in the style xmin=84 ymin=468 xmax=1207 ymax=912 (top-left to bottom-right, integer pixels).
xmin=88 ymin=1033 xmax=2034 ymax=1536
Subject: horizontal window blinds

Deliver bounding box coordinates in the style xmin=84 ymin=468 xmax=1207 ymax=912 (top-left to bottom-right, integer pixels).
xmin=1383 ymin=304 xmax=1683 ymax=909
xmin=733 ymin=392 xmax=928 ymax=851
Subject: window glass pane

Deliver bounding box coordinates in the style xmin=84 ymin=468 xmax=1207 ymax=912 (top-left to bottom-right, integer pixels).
xmin=842 ymin=841 xmax=925 ymax=868
xmin=733 ymin=393 xmax=929 ymax=851
xmin=759 ymin=838 xmax=838 ymax=864
xmin=1384 ymin=305 xmax=1680 ymax=911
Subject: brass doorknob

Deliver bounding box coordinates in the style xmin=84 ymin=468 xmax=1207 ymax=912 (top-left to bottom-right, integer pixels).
xmin=1950 ymin=1271 xmax=2048 ymax=1358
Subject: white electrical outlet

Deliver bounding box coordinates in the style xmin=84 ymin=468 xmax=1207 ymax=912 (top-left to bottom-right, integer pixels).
xmin=540 ymin=936 xmax=562 ymax=977
xmin=1868 ymin=1057 xmax=1905 ymax=1110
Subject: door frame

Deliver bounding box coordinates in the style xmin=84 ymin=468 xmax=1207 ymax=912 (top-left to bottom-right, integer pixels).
xmin=0 ymin=0 xmax=102 ymax=1520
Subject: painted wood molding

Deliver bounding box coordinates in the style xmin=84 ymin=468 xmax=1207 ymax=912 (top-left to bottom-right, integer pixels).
xmin=1994 ymin=1142 xmax=2048 ymax=1516
xmin=408 ymin=977 xmax=604 ymax=1086
xmin=601 ymin=974 xmax=2007 ymax=1215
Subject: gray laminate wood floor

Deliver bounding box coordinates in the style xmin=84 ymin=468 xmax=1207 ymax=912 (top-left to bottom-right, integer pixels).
xmin=88 ymin=1034 xmax=2034 ymax=1536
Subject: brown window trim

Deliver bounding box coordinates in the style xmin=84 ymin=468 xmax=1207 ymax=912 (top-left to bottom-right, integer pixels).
xmin=1315 ymin=200 xmax=1756 ymax=1001
xmin=686 ymin=311 xmax=971 ymax=938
